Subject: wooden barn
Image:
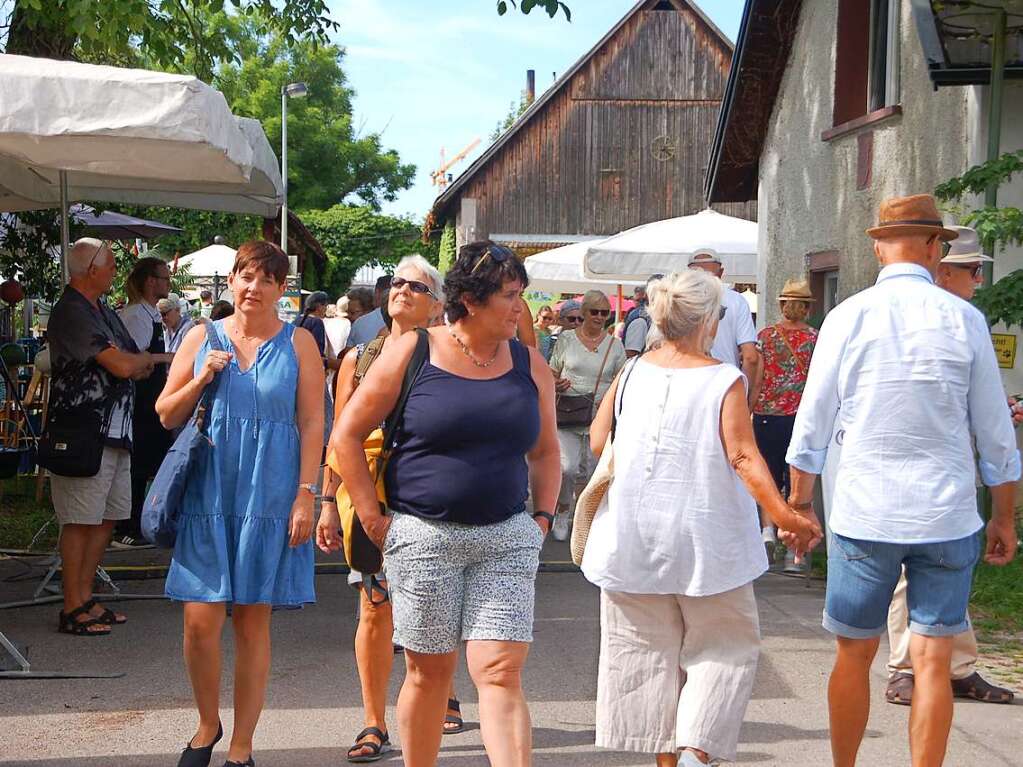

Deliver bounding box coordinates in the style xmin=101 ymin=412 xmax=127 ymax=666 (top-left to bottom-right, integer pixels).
xmin=428 ymin=0 xmax=755 ymax=257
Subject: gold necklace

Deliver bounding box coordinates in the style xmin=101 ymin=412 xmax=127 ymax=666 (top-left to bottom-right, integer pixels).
xmin=578 ymin=326 xmax=604 ymax=350
xmin=449 ymin=326 xmax=500 ymax=368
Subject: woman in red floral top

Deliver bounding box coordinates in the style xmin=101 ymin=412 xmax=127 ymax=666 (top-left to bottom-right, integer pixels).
xmin=753 ymin=279 xmax=817 ymax=567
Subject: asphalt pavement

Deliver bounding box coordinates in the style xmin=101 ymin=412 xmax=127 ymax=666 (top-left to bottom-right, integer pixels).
xmin=0 ymin=538 xmax=1020 ymax=766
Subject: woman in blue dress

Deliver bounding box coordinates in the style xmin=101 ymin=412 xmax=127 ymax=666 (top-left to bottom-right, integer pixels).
xmin=157 ymin=241 xmax=325 ymax=767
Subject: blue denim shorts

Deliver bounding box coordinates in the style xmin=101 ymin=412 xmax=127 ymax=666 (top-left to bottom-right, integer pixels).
xmin=823 ymin=531 xmax=981 ymax=639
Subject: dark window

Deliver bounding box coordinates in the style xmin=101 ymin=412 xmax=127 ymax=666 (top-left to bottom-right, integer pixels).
xmin=833 ymin=0 xmax=899 ymax=127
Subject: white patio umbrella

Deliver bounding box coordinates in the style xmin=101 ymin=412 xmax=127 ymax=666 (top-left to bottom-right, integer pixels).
xmin=584 ymin=209 xmax=758 ymax=285
xmin=177 ymin=244 xmax=238 ymax=276
xmin=0 ymin=54 xmax=283 ymax=278
xmin=524 ymin=239 xmax=643 ymax=295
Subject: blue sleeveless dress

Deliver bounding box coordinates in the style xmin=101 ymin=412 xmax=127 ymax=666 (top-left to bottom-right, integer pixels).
xmin=165 ymin=320 xmax=315 ymax=606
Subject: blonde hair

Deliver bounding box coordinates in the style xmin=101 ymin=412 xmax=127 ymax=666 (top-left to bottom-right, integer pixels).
xmin=647 ymin=270 xmax=721 ymax=341
xmin=581 ymin=290 xmax=610 ymax=312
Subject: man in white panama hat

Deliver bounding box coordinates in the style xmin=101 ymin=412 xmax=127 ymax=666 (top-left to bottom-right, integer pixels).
xmin=884 ymin=225 xmax=1021 ymax=707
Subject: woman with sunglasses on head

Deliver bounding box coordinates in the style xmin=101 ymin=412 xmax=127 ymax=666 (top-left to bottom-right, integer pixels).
xmin=549 ymin=290 xmax=625 ymax=541
xmin=331 ymin=240 xmax=560 ymax=767
xmin=317 ymin=254 xmax=462 ymax=763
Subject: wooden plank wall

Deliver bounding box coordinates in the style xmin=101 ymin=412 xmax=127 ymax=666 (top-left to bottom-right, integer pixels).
xmin=459 ymin=4 xmax=757 ymax=240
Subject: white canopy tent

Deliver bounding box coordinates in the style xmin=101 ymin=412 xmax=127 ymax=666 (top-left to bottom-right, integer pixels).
xmin=584 ymin=209 xmax=758 ymax=285
xmin=177 ymin=244 xmax=238 ymax=276
xmin=524 ymin=239 xmax=644 ymax=295
xmin=0 ymin=54 xmax=283 ymax=279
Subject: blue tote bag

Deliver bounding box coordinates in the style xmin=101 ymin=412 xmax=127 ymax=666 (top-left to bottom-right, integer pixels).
xmin=141 ymin=321 xmax=226 ymax=548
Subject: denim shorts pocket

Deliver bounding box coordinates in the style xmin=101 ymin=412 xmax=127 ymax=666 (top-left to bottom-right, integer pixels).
xmin=937 ymin=533 xmax=980 ymax=570
xmin=831 ymin=534 xmax=872 ymax=562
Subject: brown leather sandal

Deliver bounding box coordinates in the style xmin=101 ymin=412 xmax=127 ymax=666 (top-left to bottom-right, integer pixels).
xmin=952 ymin=672 xmax=1015 ymax=704
xmin=885 ymin=672 xmax=914 ymax=706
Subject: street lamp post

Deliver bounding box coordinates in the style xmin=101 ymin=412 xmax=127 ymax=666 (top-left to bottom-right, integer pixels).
xmin=280 ymin=81 xmax=309 ymax=254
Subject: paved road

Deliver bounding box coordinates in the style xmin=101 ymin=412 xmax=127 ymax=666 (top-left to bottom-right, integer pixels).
xmin=0 ymin=543 xmax=1020 ymax=766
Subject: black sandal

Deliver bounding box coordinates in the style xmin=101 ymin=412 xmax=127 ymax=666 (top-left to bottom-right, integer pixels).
xmin=83 ymin=598 xmax=127 ymax=625
xmin=177 ymin=722 xmax=223 ymax=767
xmin=443 ymin=697 xmax=464 ymax=735
xmin=57 ymin=604 xmax=111 ymax=636
xmin=222 ymin=759 xmax=254 ymax=767
xmin=347 ymin=726 xmax=389 ymax=763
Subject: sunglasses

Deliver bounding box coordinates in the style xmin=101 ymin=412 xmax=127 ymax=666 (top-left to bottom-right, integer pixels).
xmin=87 ymin=239 xmax=110 ymax=271
xmin=588 ymin=308 xmax=610 ymax=317
xmin=563 ymin=315 xmax=584 ymax=324
xmin=719 ymin=306 xmax=727 ymax=320
xmin=391 ymin=276 xmax=435 ymax=297
xmin=950 ymin=263 xmax=983 ymax=279
xmin=470 ymin=244 xmax=515 ymax=274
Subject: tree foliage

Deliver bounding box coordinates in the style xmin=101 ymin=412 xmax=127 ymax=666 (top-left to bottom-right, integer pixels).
xmin=496 ymin=0 xmax=571 ymax=21
xmin=0 ymin=211 xmax=75 ymax=301
xmin=301 ymin=206 xmax=438 ymax=297
xmin=937 ymin=151 xmax=1023 ymax=328
xmin=491 ymin=90 xmax=534 ymax=141
xmin=438 ymin=220 xmax=457 ymax=275
xmin=0 ymin=0 xmax=338 ymax=82
xmin=216 ymin=22 xmax=415 ymax=211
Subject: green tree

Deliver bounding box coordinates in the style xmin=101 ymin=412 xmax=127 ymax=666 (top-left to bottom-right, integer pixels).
xmin=0 ymin=0 xmax=338 ymax=81
xmin=216 ymin=24 xmax=415 ymax=211
xmin=302 ymin=205 xmax=438 ymax=296
xmin=491 ymin=89 xmax=534 ymax=141
xmin=438 ymin=220 xmax=457 ymax=274
xmin=936 ymin=151 xmax=1023 ymax=328
xmin=496 ymin=1 xmax=571 ymax=20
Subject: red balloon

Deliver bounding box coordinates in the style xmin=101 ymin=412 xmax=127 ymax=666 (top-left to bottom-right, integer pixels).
xmin=0 ymin=279 xmax=24 ymax=306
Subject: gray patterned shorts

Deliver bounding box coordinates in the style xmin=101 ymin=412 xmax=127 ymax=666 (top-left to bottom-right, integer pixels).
xmin=383 ymin=511 xmax=544 ymax=654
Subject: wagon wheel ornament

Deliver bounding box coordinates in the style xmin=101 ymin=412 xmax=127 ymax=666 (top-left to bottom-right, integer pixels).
xmin=651 ymin=135 xmax=677 ymax=162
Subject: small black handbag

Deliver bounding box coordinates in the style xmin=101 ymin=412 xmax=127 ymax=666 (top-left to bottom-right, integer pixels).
xmin=555 ymin=335 xmax=613 ymax=429
xmin=37 ymin=407 xmax=108 ymax=478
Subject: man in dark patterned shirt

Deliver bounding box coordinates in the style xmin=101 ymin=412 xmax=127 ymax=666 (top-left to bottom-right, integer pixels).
xmin=47 ymin=238 xmax=155 ymax=635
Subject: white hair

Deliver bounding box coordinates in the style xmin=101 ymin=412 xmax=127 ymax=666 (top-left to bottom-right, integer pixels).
xmin=647 ymin=270 xmax=722 ymax=341
xmin=68 ymin=237 xmax=112 ymax=277
xmin=394 ymin=254 xmax=444 ymax=302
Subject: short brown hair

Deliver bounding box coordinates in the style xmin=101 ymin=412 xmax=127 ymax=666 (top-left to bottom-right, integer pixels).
xmin=232 ymin=241 xmax=289 ymax=284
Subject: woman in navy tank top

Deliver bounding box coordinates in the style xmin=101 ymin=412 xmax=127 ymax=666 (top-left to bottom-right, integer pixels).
xmin=332 ymin=241 xmax=561 ymax=767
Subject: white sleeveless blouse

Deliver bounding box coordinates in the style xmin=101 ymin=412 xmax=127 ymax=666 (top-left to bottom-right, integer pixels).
xmin=582 ymin=360 xmax=768 ymax=596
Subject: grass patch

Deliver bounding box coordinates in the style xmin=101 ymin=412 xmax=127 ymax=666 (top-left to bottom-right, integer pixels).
xmin=971 ymin=558 xmax=1023 ymax=637
xmin=0 ymin=475 xmax=57 ymax=551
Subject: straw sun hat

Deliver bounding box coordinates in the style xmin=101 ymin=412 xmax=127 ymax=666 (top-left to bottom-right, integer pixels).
xmin=778 ymin=279 xmax=814 ymax=303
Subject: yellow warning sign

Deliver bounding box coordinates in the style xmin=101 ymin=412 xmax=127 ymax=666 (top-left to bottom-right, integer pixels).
xmin=992 ymin=333 xmax=1017 ymax=370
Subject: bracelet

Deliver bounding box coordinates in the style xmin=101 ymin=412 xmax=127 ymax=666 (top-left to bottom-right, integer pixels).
xmin=790 ymin=501 xmax=813 ymax=511
xmin=532 ymin=511 xmax=555 ymax=526
xmin=320 ymin=496 xmax=337 ymax=504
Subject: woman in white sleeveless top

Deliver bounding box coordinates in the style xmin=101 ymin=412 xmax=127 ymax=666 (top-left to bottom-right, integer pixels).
xmin=582 ymin=270 xmax=822 ymax=767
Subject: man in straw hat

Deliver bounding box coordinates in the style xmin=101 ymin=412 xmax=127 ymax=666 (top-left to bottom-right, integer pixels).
xmin=785 ymin=195 xmax=1020 ymax=766
xmin=884 ymin=225 xmax=1020 ymax=708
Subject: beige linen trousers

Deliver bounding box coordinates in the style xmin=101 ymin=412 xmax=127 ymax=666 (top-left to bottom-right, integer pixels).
xmin=596 ymin=583 xmax=760 ymax=762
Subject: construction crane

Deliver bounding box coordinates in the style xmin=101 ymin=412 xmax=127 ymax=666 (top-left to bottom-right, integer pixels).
xmin=431 ymin=138 xmax=481 ymax=189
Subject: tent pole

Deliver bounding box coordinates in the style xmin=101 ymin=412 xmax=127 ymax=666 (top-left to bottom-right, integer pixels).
xmin=59 ymin=171 xmax=70 ymax=285
xmin=616 ymin=284 xmax=623 ymax=325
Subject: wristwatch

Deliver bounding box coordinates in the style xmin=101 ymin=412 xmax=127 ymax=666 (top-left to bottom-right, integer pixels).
xmin=532 ymin=511 xmax=556 ymax=529
xmin=298 ymin=482 xmax=321 ymax=496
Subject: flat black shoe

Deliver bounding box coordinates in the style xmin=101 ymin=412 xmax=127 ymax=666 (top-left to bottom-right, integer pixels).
xmin=177 ymin=722 xmax=223 ymax=767
xmin=222 ymin=759 xmax=254 ymax=767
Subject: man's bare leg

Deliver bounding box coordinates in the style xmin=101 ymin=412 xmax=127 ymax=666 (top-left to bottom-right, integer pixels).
xmin=829 ymin=636 xmax=880 ymax=767
xmin=908 ymin=634 xmax=954 ymax=767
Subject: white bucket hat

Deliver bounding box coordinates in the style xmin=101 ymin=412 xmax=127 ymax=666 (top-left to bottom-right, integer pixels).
xmin=942 ymin=226 xmax=994 ymax=264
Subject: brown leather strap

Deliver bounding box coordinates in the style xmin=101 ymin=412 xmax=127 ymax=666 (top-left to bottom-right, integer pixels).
xmin=775 ymin=325 xmax=807 ymax=376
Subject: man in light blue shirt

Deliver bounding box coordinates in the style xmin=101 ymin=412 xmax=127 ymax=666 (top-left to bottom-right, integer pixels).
xmin=345 ymin=275 xmax=391 ymax=349
xmin=786 ymin=195 xmax=1020 ymax=767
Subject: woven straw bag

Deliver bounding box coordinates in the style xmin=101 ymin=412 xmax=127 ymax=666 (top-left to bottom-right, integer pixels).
xmin=570 ymin=435 xmax=613 ymax=566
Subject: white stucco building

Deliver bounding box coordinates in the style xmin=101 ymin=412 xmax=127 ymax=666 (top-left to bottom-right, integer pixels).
xmin=705 ymin=0 xmax=1023 ymax=396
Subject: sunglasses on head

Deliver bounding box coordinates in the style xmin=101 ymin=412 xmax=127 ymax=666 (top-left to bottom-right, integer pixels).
xmin=588 ymin=308 xmax=610 ymax=317
xmin=470 ymin=244 xmax=515 ymax=274
xmin=391 ymin=276 xmax=435 ymax=296
xmin=87 ymin=240 xmax=110 ymax=271
xmin=950 ymin=263 xmax=983 ymax=279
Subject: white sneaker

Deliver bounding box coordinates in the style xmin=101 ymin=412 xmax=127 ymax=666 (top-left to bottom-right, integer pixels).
xmin=551 ymin=511 xmax=571 ymax=542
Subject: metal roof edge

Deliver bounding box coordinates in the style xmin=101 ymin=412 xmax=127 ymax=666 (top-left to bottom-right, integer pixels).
xmin=431 ymin=0 xmax=737 ymax=222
